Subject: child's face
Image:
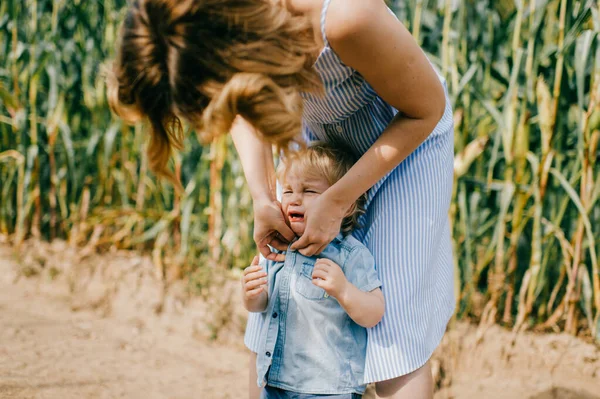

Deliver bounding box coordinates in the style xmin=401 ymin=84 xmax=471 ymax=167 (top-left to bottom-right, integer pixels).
xmin=281 ymin=167 xmax=331 ymax=236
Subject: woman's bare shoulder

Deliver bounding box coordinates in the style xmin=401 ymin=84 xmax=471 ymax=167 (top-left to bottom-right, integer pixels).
xmin=284 ymin=0 xmax=321 ymax=14
xmin=285 ymin=0 xmax=325 ymax=46
xmin=325 ymin=0 xmax=386 ymax=43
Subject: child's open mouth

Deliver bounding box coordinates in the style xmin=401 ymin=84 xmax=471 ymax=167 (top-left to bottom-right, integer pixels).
xmin=288 ymin=211 xmax=304 ymax=223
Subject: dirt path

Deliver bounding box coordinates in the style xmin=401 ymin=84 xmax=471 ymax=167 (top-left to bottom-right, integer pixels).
xmin=0 ymin=279 xmax=248 ymax=399
xmin=0 ymin=241 xmax=250 ymax=399
xmin=1 ymin=240 xmax=599 ymax=399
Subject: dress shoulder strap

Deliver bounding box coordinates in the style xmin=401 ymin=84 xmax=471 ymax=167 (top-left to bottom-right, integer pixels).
xmin=320 ymin=0 xmax=333 ymax=47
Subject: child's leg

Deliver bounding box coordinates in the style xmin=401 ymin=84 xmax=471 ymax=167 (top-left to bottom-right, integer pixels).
xmin=374 ymin=361 xmax=433 ymax=399
xmin=249 ymin=352 xmax=262 ymax=399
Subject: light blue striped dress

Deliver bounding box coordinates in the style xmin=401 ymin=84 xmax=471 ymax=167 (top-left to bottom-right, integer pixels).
xmin=245 ymin=0 xmax=455 ymax=383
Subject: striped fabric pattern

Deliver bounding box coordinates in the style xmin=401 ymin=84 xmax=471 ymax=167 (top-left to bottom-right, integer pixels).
xmin=245 ymin=0 xmax=456 ymax=383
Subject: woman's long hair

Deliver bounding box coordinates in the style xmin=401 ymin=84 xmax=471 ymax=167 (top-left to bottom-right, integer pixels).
xmin=107 ymin=0 xmax=321 ymax=185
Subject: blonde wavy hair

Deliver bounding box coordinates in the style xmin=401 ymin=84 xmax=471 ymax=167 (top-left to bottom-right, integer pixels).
xmin=277 ymin=142 xmax=367 ymax=234
xmin=106 ymin=0 xmax=322 ymax=185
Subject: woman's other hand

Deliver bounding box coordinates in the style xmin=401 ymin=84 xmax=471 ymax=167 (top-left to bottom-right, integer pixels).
xmin=253 ymin=200 xmax=296 ymax=261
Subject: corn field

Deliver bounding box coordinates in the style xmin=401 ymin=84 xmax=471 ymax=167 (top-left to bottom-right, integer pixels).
xmin=0 ymin=0 xmax=599 ymax=339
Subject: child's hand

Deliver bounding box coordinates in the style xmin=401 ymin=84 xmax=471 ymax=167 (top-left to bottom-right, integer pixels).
xmin=311 ymin=259 xmax=348 ymax=300
xmin=242 ymin=256 xmax=267 ymax=300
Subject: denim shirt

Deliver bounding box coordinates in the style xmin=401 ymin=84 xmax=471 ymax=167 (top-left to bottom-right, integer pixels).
xmin=253 ymin=233 xmax=382 ymax=395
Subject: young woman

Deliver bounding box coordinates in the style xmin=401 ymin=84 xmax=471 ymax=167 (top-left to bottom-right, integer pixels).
xmin=108 ymin=0 xmax=455 ymax=398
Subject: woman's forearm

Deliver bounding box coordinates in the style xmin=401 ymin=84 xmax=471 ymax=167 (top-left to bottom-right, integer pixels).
xmin=230 ymin=116 xmax=276 ymax=204
xmin=328 ymin=112 xmax=442 ymax=208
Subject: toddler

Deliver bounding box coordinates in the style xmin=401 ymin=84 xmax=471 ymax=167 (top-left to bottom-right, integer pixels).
xmin=242 ymin=143 xmax=385 ymax=398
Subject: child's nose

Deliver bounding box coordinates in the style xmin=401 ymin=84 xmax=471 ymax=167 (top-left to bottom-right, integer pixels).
xmin=290 ymin=192 xmax=302 ymax=205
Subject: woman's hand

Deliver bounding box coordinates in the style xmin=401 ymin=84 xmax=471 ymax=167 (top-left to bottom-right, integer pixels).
xmin=291 ymin=190 xmax=349 ymax=256
xmin=253 ymin=200 xmax=296 ymax=261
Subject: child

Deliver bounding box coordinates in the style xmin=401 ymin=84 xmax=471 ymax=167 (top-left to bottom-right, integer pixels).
xmin=241 ymin=143 xmax=385 ymax=398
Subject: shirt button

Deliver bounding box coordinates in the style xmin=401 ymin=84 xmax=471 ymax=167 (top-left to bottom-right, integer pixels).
xmin=272 ymin=312 xmax=278 ymax=318
xmin=324 ymin=293 xmax=329 ymax=298
xmin=265 ymin=351 xmax=271 ymax=357
xmin=336 ymin=125 xmax=343 ymax=133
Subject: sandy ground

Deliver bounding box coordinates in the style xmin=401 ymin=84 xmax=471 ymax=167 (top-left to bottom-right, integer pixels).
xmin=0 ymin=239 xmax=599 ymax=399
xmin=0 ymin=282 xmax=248 ymax=399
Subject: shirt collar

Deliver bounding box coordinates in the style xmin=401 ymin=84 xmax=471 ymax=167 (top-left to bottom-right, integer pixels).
xmin=332 ymin=232 xmax=345 ymax=243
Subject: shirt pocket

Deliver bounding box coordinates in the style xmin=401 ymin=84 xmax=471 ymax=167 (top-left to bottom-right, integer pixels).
xmin=295 ymin=262 xmax=327 ymax=300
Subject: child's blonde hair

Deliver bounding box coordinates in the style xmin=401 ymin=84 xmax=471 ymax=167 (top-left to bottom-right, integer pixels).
xmin=277 ymin=142 xmax=366 ymax=234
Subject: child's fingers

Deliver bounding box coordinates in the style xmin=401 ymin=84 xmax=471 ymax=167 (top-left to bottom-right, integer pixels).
xmin=312 ymin=263 xmax=330 ymax=274
xmin=245 ymin=286 xmax=264 ymax=298
xmin=311 ymin=277 xmax=330 ymax=290
xmin=251 ymin=255 xmax=260 ymax=266
xmin=311 ymin=278 xmax=324 ymax=289
xmin=243 ymin=265 xmax=264 ymax=275
xmin=312 ymin=269 xmax=328 ymax=281
xmin=243 ymin=270 xmax=267 ymax=283
xmin=245 ymin=278 xmax=267 ymax=291
xmin=316 ymin=259 xmax=336 ymax=268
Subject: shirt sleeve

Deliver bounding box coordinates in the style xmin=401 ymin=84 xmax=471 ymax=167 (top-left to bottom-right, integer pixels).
xmin=343 ymin=246 xmax=382 ymax=293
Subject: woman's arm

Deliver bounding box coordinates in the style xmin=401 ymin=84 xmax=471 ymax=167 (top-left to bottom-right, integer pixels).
xmin=231 ymin=116 xmax=296 ymax=260
xmin=292 ymin=0 xmax=446 ymax=255
xmin=326 ymin=0 xmax=446 ymax=201
xmin=230 ymin=116 xmax=277 ymax=205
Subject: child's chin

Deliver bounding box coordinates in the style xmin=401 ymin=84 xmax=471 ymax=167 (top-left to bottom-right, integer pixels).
xmin=290 ymin=223 xmax=305 ymax=236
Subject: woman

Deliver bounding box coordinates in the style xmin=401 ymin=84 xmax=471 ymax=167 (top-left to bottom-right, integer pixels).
xmin=108 ymin=0 xmax=455 ymax=398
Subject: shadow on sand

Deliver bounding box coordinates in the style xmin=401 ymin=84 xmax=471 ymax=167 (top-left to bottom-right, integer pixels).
xmin=530 ymin=387 xmax=600 ymax=399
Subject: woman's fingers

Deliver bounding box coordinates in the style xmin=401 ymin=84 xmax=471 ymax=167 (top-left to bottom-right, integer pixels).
xmin=257 ymin=236 xmax=283 ymax=259
xmin=275 ymin=220 xmax=296 ymax=243
xmin=257 ymin=240 xmax=274 ymax=259
xmin=298 ymin=244 xmax=323 ymax=257
xmin=291 ymin=233 xmax=329 ymax=255
xmin=257 ymin=231 xmax=290 ymax=258
xmin=269 ymin=235 xmax=291 ymax=251
xmin=266 ymin=252 xmax=286 ymax=262
xmin=290 ymin=233 xmax=310 ymax=251
xmin=314 ymin=243 xmax=329 ymax=256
